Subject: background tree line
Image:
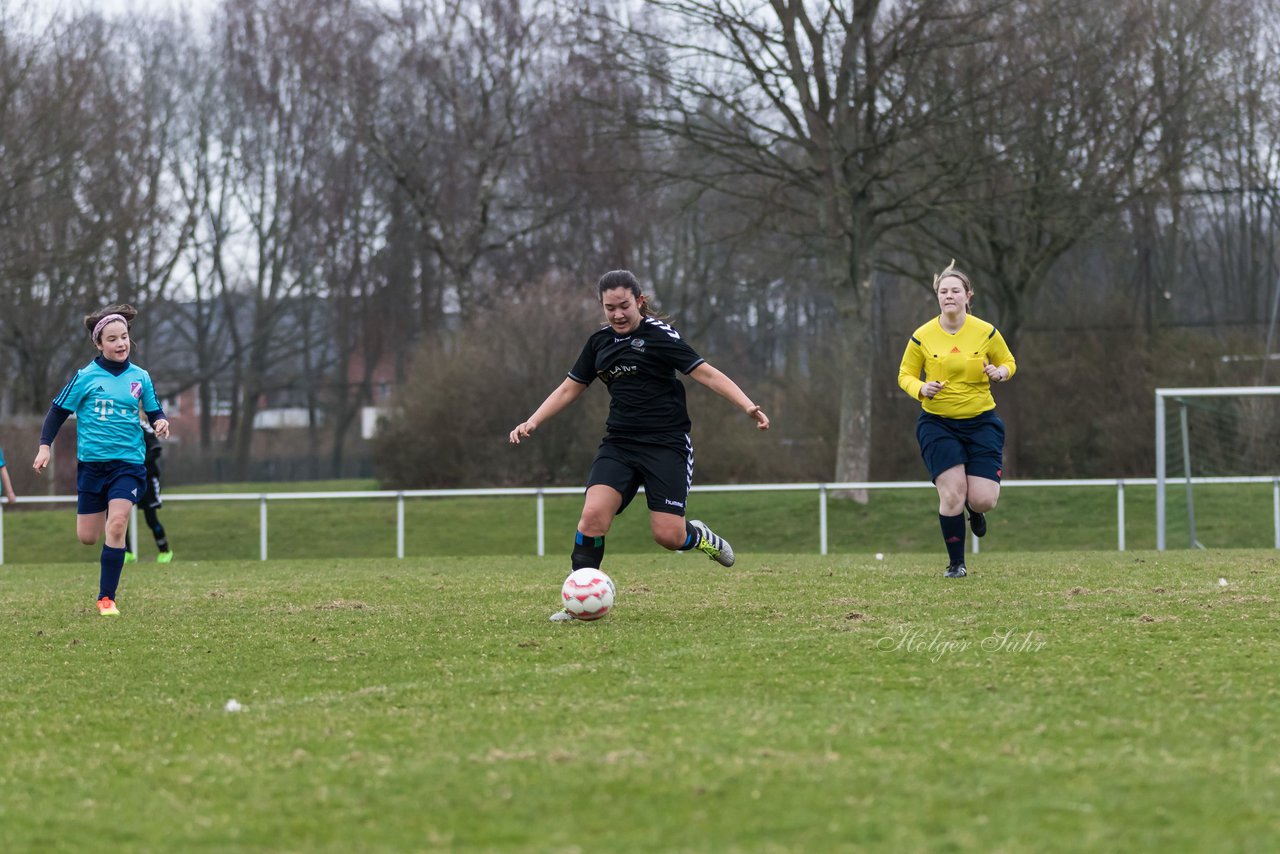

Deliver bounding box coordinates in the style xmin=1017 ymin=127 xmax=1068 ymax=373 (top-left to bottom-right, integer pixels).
xmin=0 ymin=0 xmax=1276 ymax=494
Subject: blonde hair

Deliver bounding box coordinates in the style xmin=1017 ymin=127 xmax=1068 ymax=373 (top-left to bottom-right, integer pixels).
xmin=932 ymin=259 xmax=973 ymax=295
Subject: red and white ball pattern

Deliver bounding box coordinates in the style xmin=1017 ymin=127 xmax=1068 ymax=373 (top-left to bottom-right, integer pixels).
xmin=561 ymin=568 xmax=616 ymax=621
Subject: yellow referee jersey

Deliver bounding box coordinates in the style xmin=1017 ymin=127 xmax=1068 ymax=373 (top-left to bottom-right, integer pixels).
xmin=897 ymin=314 xmax=1017 ymax=418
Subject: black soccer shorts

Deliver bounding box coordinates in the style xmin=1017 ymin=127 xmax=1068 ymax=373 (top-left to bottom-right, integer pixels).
xmin=585 ymin=434 xmax=694 ymax=516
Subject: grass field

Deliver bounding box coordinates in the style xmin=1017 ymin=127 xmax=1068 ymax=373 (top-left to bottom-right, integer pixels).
xmin=2 ymin=480 xmax=1277 ymax=564
xmin=2 ymin=549 xmax=1279 ymax=852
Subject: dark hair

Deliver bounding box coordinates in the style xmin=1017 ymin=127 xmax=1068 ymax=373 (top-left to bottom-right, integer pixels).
xmin=596 ymin=270 xmax=660 ymax=318
xmin=84 ymin=304 xmax=138 ymax=342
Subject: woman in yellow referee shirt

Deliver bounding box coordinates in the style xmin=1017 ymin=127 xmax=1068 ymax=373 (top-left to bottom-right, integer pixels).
xmin=898 ymin=261 xmax=1017 ymax=578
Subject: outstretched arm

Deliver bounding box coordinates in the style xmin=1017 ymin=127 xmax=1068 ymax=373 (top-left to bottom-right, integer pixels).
xmin=33 ymin=405 xmax=72 ymax=473
xmin=0 ymin=465 xmax=15 ymax=504
xmin=509 ymin=378 xmax=589 ymax=444
xmin=688 ymin=363 xmax=770 ymax=430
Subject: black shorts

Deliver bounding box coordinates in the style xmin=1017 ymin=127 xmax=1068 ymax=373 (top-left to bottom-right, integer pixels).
xmin=140 ymin=473 xmax=162 ymax=510
xmin=586 ymin=434 xmax=693 ymax=516
xmin=916 ymin=410 xmax=1005 ymax=483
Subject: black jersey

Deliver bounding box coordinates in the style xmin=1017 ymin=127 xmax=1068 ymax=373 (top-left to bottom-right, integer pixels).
xmin=568 ymin=316 xmax=706 ymax=436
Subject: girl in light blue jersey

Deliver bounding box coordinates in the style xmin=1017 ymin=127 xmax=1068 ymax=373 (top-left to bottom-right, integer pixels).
xmin=33 ymin=305 xmax=169 ymax=616
xmin=0 ymin=447 xmax=17 ymax=505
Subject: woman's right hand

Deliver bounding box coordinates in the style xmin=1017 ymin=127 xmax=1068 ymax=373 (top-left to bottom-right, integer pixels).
xmin=509 ymin=420 xmax=537 ymax=444
xmin=32 ymin=445 xmax=51 ymax=473
xmin=920 ymin=380 xmax=947 ymax=399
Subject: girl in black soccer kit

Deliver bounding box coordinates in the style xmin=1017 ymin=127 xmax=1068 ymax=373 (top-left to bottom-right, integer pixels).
xmin=510 ymin=270 xmax=770 ymax=622
xmin=124 ymin=418 xmax=174 ymax=564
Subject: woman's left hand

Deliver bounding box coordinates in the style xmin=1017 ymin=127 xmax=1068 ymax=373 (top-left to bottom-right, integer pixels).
xmin=154 ymin=419 xmax=170 ymax=439
xmin=747 ymin=405 xmax=770 ymax=431
xmin=984 ymin=364 xmax=1008 ymax=383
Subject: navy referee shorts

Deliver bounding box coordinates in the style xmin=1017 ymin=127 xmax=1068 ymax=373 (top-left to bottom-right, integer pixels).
xmin=916 ymin=410 xmax=1005 ymax=483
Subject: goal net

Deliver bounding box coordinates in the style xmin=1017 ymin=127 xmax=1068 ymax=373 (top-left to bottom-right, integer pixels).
xmin=1155 ymin=386 xmax=1280 ymax=549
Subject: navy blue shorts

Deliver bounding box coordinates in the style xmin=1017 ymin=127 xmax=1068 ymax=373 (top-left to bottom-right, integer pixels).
xmin=916 ymin=410 xmax=1005 ymax=483
xmin=586 ymin=434 xmax=693 ymax=516
xmin=76 ymin=460 xmax=147 ymax=514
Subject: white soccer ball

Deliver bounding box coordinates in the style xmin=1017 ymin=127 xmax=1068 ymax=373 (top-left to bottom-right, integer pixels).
xmin=561 ymin=568 xmax=616 ymax=621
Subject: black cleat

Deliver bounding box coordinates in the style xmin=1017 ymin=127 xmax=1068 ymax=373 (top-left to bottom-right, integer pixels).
xmin=944 ymin=563 xmax=968 ymax=578
xmin=968 ymin=510 xmax=987 ymax=538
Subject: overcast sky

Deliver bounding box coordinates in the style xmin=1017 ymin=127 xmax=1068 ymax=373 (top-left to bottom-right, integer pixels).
xmin=22 ymin=0 xmax=208 ymax=22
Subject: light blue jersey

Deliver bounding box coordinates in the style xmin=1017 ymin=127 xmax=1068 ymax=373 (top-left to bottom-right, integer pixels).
xmin=53 ymin=359 xmax=161 ymax=465
xmin=0 ymin=446 xmax=6 ymax=467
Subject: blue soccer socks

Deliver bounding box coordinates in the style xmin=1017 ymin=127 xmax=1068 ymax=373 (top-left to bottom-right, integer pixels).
xmin=99 ymin=545 xmax=127 ymax=601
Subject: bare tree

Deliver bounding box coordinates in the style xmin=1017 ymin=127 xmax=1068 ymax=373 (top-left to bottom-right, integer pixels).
xmin=604 ymin=0 xmax=1013 ymax=496
xmin=883 ymin=0 xmax=1238 ymax=348
xmin=204 ymin=0 xmax=341 ymax=478
xmin=298 ymin=1 xmax=400 ymax=475
xmin=163 ymin=26 xmax=237 ymax=451
xmin=1176 ymin=0 xmax=1280 ymax=373
xmin=0 ymin=11 xmax=177 ymax=412
xmin=362 ymin=0 xmax=574 ymax=329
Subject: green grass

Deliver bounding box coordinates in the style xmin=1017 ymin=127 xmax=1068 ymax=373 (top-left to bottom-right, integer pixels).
xmin=1 ymin=551 xmax=1278 ymax=852
xmin=2 ymin=481 xmax=1275 ymax=564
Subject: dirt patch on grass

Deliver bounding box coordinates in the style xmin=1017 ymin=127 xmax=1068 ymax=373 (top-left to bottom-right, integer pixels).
xmin=315 ymin=599 xmax=367 ymax=610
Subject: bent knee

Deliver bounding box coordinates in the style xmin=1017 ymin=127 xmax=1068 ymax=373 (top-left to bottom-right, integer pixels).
xmin=968 ymin=497 xmax=997 ymax=513
xmin=577 ymin=514 xmax=613 ymax=537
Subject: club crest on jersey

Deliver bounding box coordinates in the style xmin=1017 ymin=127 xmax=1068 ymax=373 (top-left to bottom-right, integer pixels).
xmin=630 ymin=338 xmax=645 ymax=350
xmin=130 ymin=381 xmax=143 ymax=399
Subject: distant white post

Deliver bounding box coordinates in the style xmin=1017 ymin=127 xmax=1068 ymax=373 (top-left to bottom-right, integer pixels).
xmin=260 ymin=496 xmax=268 ymax=561
xmin=536 ymin=490 xmax=546 ymax=557
xmin=397 ymin=493 xmax=405 ymax=559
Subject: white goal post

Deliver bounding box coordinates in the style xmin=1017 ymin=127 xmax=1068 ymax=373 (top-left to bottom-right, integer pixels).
xmin=1155 ymin=386 xmax=1280 ymax=550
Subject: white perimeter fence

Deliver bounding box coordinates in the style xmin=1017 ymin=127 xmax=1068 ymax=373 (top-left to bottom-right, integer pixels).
xmin=1 ymin=476 xmax=1278 ymax=565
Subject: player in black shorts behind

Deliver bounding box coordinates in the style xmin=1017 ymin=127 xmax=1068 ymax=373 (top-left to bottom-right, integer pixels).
xmin=124 ymin=417 xmax=174 ymax=564
xmin=510 ymin=270 xmax=770 ymax=622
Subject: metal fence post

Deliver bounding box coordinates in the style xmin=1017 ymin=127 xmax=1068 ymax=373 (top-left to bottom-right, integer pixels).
xmin=1117 ymin=480 xmax=1126 ymax=552
xmin=259 ymin=495 xmax=268 ymax=561
xmin=397 ymin=493 xmax=405 ymax=559
xmin=537 ymin=490 xmax=546 ymax=557
xmin=819 ymin=485 xmax=828 ymax=556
